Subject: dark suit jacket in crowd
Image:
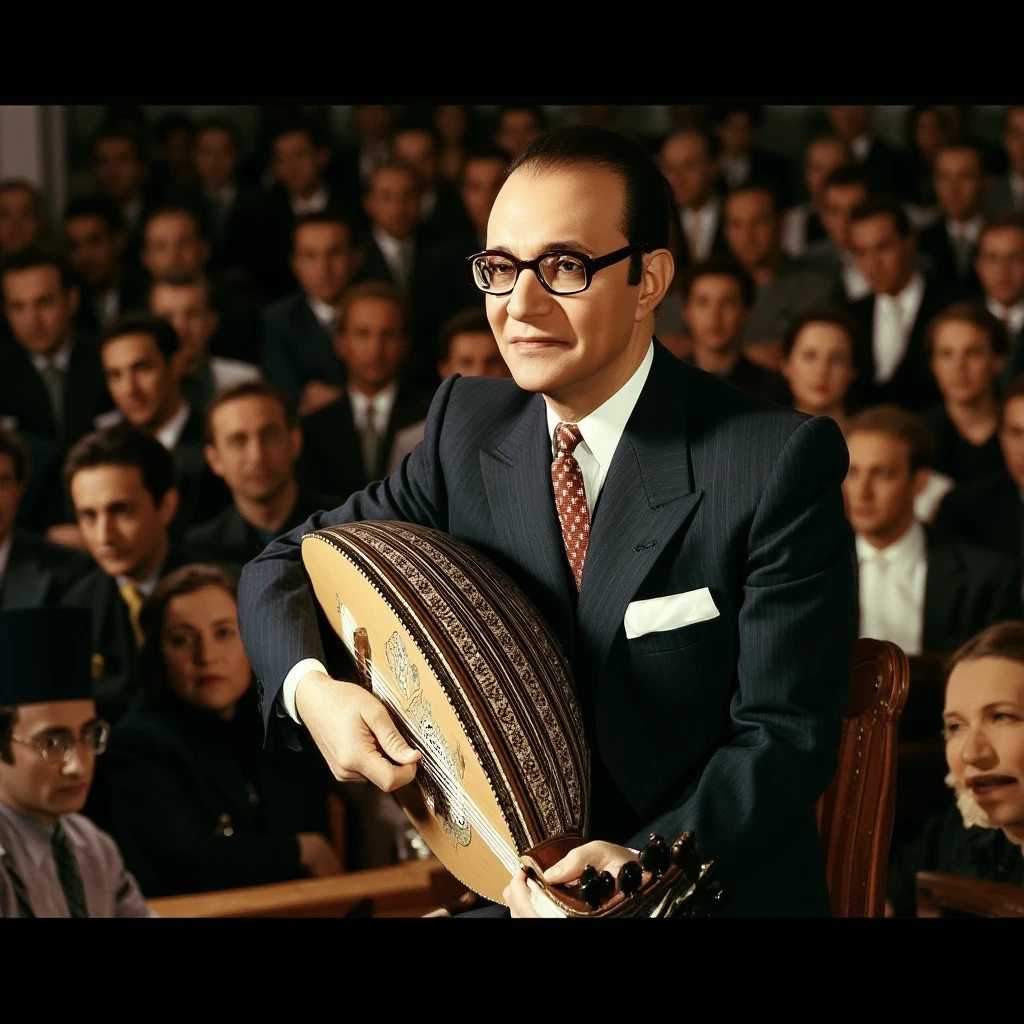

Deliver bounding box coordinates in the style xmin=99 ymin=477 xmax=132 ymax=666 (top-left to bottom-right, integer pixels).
xmin=921 ymin=404 xmax=1007 ymax=485
xmin=0 ymin=529 xmax=92 ymax=609
xmin=935 ymin=469 xmax=1023 ymax=572
xmin=718 ymin=147 xmax=796 ymax=210
xmin=858 ymin=136 xmax=913 ymax=199
xmin=166 ymin=404 xmax=232 ymax=538
xmin=73 ymin=271 xmax=148 ymax=338
xmin=11 ymin=430 xmax=69 ymax=532
xmin=847 ymin=278 xmax=948 ymax=412
xmin=297 ymin=385 xmax=434 ymax=501
xmin=0 ymin=333 xmax=113 ymax=451
xmin=916 ymin=220 xmax=984 ymax=299
xmin=419 ymin=179 xmax=473 ymax=246
xmin=673 ymin=203 xmax=731 ymax=271
xmin=985 ymin=175 xmax=1023 ymax=217
xmin=260 ymin=291 xmax=341 ymax=402
xmin=238 ymin=341 xmax=858 ymax=917
xmin=61 ymin=544 xmax=202 ymax=724
xmin=921 ymin=525 xmax=1022 ymax=652
xmin=184 ymin=487 xmax=340 ymax=575
xmin=417 ymin=229 xmax=487 ymax=362
xmin=209 ymin=287 xmax=264 ymax=366
xmin=104 ymin=688 xmax=332 ymax=897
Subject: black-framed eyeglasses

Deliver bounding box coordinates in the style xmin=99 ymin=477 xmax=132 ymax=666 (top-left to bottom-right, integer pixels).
xmin=466 ymin=242 xmax=648 ymax=296
xmin=11 ymin=720 xmax=110 ymax=764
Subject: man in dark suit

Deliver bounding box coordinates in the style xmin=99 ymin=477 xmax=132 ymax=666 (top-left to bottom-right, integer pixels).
xmin=186 ymin=380 xmax=338 ymax=573
xmin=297 ymin=282 xmax=433 ymax=501
xmin=917 ymin=141 xmax=988 ymax=298
xmin=846 ymin=197 xmax=948 ymax=412
xmin=0 ymin=427 xmax=91 ymax=609
xmin=974 ymin=213 xmax=1024 ymax=388
xmin=329 ymin=104 xmax=393 ymax=226
xmin=844 ymin=406 xmax=1020 ymax=656
xmin=61 ymin=424 xmax=200 ymax=724
xmin=260 ymin=211 xmax=363 ymax=413
xmin=98 ymin=314 xmax=228 ymax=536
xmin=826 ymin=105 xmax=912 ymax=199
xmin=935 ymin=376 xmax=1024 ymax=582
xmin=710 ymin=105 xmax=795 ymax=211
xmin=0 ymin=179 xmax=44 ymax=259
xmin=64 ymin=197 xmax=148 ymax=337
xmin=237 ymin=126 xmax=858 ymax=918
xmin=985 ymin=106 xmax=1024 ymax=216
xmin=90 ymin=127 xmax=156 ymax=273
xmin=0 ymin=248 xmax=114 ymax=452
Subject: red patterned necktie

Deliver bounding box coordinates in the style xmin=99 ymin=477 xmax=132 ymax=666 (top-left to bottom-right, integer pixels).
xmin=551 ymin=422 xmax=591 ymax=591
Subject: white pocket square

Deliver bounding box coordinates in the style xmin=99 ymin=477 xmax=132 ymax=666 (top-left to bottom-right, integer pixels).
xmin=623 ymin=587 xmax=720 ymax=640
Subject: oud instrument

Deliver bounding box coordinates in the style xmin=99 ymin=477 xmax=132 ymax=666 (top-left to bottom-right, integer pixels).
xmin=301 ymin=521 xmax=722 ymax=917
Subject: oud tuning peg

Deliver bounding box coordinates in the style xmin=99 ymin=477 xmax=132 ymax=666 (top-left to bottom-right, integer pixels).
xmin=639 ymin=834 xmax=670 ymax=876
xmin=617 ymin=859 xmax=642 ymax=898
xmin=579 ymin=877 xmax=604 ymax=909
xmin=579 ymin=865 xmax=598 ymax=887
xmin=598 ymin=870 xmax=615 ymax=900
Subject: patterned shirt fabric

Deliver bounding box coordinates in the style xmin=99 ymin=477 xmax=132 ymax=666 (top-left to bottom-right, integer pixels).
xmin=551 ymin=422 xmax=591 ymax=590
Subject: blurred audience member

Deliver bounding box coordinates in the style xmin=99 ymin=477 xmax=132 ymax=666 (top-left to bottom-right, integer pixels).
xmin=804 ymin=165 xmax=874 ymax=301
xmin=903 ymin=105 xmax=949 ymax=217
xmin=260 ymin=211 xmax=362 ymax=412
xmin=826 ymin=104 xmax=911 ymax=198
xmin=676 ymin=255 xmax=789 ymax=403
xmin=332 ymin=104 xmax=393 ymax=206
xmin=844 ymin=405 xmax=1019 ymax=656
xmin=0 ymin=427 xmax=90 ymax=609
xmin=104 ymin=564 xmax=339 ymax=897
xmin=0 ymin=180 xmax=44 ymax=259
xmin=987 ymin=107 xmax=1024 ymax=215
xmin=779 ymin=309 xmax=861 ymax=432
xmin=975 ymin=213 xmax=1024 ymax=388
xmin=659 ymin=129 xmax=728 ymax=269
xmin=61 ymin=424 xmax=199 ymax=723
xmin=433 ymin=104 xmax=479 ymax=183
xmin=187 ymin=382 xmax=335 ymax=573
xmin=0 ymin=606 xmax=153 ymax=917
xmin=922 ymin=303 xmax=1009 ymax=483
xmin=90 ymin=126 xmax=153 ymax=267
xmin=149 ymin=271 xmax=260 ymax=412
xmin=709 ymin=104 xmax=794 ymax=210
xmin=63 ymin=196 xmax=146 ymax=336
xmin=781 ymin=135 xmax=851 ymax=258
xmin=493 ymin=105 xmax=546 ymax=159
xmin=722 ymin=183 xmax=844 ymax=357
xmin=149 ymin=113 xmax=196 ymax=201
xmin=886 ymin=622 xmax=1024 ymax=917
xmin=0 ymin=248 xmax=114 ymax=451
xmin=918 ymin=140 xmax=989 ymax=297
xmin=299 ymin=282 xmax=432 ymax=499
xmin=846 ymin=196 xmax=946 ymax=411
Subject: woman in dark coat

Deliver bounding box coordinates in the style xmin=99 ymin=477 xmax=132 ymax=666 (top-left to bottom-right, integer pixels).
xmin=103 ymin=563 xmax=342 ymax=898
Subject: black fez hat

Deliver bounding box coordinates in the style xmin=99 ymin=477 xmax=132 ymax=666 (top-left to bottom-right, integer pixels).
xmin=0 ymin=607 xmax=94 ymax=706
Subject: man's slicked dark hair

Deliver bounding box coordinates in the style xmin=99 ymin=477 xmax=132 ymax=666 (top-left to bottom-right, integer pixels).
xmin=64 ymin=422 xmax=176 ymax=508
xmin=64 ymin=194 xmax=125 ymax=234
xmin=100 ymin=312 xmax=181 ymax=363
xmin=507 ymin=126 xmax=675 ymax=286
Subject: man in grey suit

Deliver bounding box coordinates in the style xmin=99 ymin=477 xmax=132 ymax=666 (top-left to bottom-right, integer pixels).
xmin=237 ymin=126 xmax=858 ymax=918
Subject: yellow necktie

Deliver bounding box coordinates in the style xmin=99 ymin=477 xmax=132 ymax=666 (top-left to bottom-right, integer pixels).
xmin=119 ymin=582 xmax=145 ymax=650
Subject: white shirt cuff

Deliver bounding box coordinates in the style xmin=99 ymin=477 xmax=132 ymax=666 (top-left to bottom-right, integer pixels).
xmin=280 ymin=658 xmax=328 ymax=724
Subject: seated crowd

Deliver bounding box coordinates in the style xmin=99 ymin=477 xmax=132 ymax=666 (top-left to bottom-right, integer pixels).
xmin=1 ymin=102 xmax=1023 ymax=916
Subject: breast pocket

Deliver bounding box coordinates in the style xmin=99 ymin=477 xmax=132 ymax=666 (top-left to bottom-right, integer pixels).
xmin=626 ymin=613 xmax=724 ymax=657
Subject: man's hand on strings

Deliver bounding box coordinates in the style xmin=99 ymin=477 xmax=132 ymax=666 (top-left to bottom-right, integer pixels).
xmin=504 ymin=840 xmax=638 ymax=917
xmin=294 ymin=670 xmax=420 ymax=792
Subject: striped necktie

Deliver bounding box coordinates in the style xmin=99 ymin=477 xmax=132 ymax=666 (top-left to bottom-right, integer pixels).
xmin=52 ymin=821 xmax=89 ymax=918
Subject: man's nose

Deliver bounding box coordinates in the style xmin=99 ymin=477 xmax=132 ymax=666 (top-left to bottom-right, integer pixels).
xmin=505 ymin=266 xmax=552 ymax=322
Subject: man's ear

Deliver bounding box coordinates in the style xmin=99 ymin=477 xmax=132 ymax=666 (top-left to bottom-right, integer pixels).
xmin=910 ymin=466 xmax=932 ymax=500
xmin=157 ymin=485 xmax=180 ymax=528
xmin=204 ymin=443 xmax=225 ymax=480
xmin=635 ymin=249 xmax=675 ymax=323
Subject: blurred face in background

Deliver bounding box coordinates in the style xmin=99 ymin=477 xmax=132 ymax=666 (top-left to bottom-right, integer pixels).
xmin=934 ymin=147 xmax=986 ymax=222
xmin=714 ymin=110 xmax=756 ymax=159
xmin=659 ymin=132 xmax=718 ymax=210
xmin=1001 ymin=107 xmax=1024 ymax=175
xmin=0 ymin=452 xmax=22 ymax=545
xmin=804 ymin=139 xmax=850 ymax=205
xmin=913 ymin=108 xmax=947 ymax=164
xmin=195 ymin=127 xmax=238 ymax=192
xmin=724 ymin=189 xmax=780 ymax=271
xmin=142 ymin=212 xmax=209 ymax=278
xmin=392 ymin=129 xmax=439 ymax=190
xmin=461 ymin=157 xmax=507 ymax=238
xmin=149 ymin=281 xmax=218 ymax=376
xmin=819 ymin=182 xmax=869 ymax=251
xmin=334 ymin=296 xmax=409 ymax=395
xmin=205 ymin=395 xmax=300 ymax=504
xmin=440 ymin=329 xmax=510 ymax=379
xmin=684 ymin=274 xmax=748 ymax=354
xmin=843 ymin=431 xmax=926 ymax=544
xmin=495 ymin=110 xmax=542 ymax=159
xmin=1000 ymin=396 xmax=1024 ymax=490
xmin=93 ymin=137 xmax=145 ymax=205
xmin=781 ymin=321 xmax=857 ymax=415
xmin=828 ymin=105 xmax=873 ymax=143
xmin=64 ymin=214 xmax=123 ymax=290
xmin=0 ymin=185 xmax=42 ymax=256
xmin=290 ymin=222 xmax=360 ymax=306
xmin=364 ymin=166 xmax=420 ymax=240
xmin=848 ymin=213 xmax=916 ymax=296
xmin=434 ymin=105 xmax=469 ymax=145
xmin=272 ymin=130 xmax=328 ymax=199
xmin=1 ymin=265 xmax=77 ymax=358
xmin=975 ymin=226 xmax=1024 ymax=308
xmin=101 ymin=333 xmax=182 ymax=432
xmin=160 ymin=585 xmax=252 ymax=719
xmin=354 ymin=105 xmax=393 ymax=146
xmin=929 ymin=319 xmax=1003 ymax=406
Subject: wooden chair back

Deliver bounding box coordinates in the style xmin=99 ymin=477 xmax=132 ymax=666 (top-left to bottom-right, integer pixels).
xmin=817 ymin=638 xmax=910 ymax=917
xmin=916 ymin=871 xmax=1024 ymax=918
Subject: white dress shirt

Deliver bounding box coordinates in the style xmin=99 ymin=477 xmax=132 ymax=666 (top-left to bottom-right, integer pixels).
xmin=680 ymin=199 xmax=721 ymax=263
xmin=841 ymin=252 xmax=873 ymax=302
xmin=308 ymin=297 xmax=337 ymax=332
xmin=372 ymin=228 xmax=415 ymax=290
xmin=0 ymin=532 xmax=12 ymax=591
xmin=987 ymin=296 xmax=1024 ymax=337
xmin=781 ymin=203 xmax=811 ymax=258
xmin=720 ymin=154 xmax=751 ymax=191
xmin=114 ymin=567 xmax=162 ymax=598
xmin=851 ymin=135 xmax=873 ymax=163
xmin=348 ymin=380 xmax=398 ymax=437
xmin=29 ymin=337 xmax=73 ymax=377
xmin=856 ymin=521 xmax=928 ymax=656
xmin=290 ymin=186 xmax=329 ymax=218
xmin=279 ymin=341 xmax=655 ymax=723
xmin=153 ymin=401 xmax=191 ymax=451
xmin=872 ymin=272 xmax=925 ymax=383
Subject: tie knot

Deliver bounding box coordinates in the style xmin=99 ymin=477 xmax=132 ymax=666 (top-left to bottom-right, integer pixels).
xmin=51 ymin=821 xmax=69 ymax=851
xmin=119 ymin=582 xmax=142 ymax=608
xmin=554 ymin=422 xmax=584 ymax=457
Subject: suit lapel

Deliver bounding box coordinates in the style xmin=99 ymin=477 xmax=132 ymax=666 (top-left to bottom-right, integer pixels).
xmin=0 ymin=536 xmax=52 ymax=609
xmin=65 ymin=334 xmax=102 ymax=444
xmin=922 ymin=528 xmax=965 ymax=652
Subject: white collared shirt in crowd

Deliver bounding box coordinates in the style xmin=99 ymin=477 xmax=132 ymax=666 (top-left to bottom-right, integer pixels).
xmin=372 ymin=227 xmax=414 ymax=290
xmin=290 ymin=186 xmax=329 ymax=218
xmin=851 ymin=135 xmax=873 ymax=163
xmin=154 ymin=401 xmax=191 ymax=451
xmin=680 ymin=199 xmax=721 ymax=263
xmin=348 ymin=380 xmax=398 ymax=439
xmin=0 ymin=532 xmax=12 ymax=591
xmin=987 ymin=296 xmax=1024 ymax=337
xmin=29 ymin=336 xmax=73 ymax=377
xmin=872 ymin=271 xmax=926 ymax=383
xmin=720 ymin=154 xmax=751 ymax=191
xmin=307 ymin=296 xmax=337 ymax=332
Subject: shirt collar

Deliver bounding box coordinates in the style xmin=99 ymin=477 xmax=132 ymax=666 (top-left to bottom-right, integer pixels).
xmin=0 ymin=531 xmax=12 ymax=587
xmin=348 ymin=380 xmax=399 ymax=427
xmin=307 ymin=297 xmax=337 ymax=330
xmin=29 ymin=335 xmax=74 ymax=375
xmin=0 ymin=800 xmax=56 ymax=868
xmin=115 ymin=565 xmax=163 ymax=597
xmin=290 ymin=185 xmax=329 ymax=217
xmin=373 ymin=226 xmax=412 ymax=259
xmin=880 ymin=270 xmax=925 ymax=316
xmin=154 ymin=400 xmax=191 ymax=451
xmin=681 ymin=196 xmax=720 ymax=221
xmin=545 ymin=341 xmax=654 ymax=469
xmin=855 ymin=520 xmax=926 ymax=568
xmin=206 ymin=181 xmax=237 ymax=207
xmin=947 ymin=215 xmax=985 ymax=243
xmin=987 ymin=296 xmax=1024 ymax=335
xmin=851 ymin=134 xmax=873 ymax=162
